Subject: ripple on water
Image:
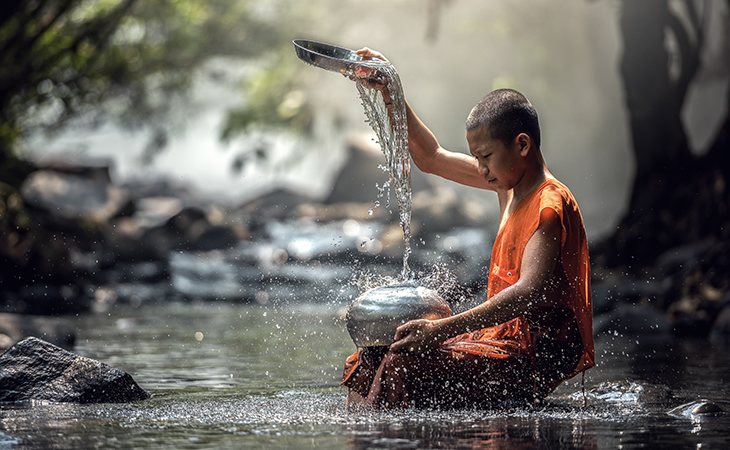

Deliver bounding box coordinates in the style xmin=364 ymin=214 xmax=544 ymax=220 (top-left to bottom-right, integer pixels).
xmin=73 ymin=381 xmax=671 ymax=435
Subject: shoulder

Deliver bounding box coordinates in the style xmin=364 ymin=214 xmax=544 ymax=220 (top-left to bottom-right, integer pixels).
xmin=538 ymin=178 xmax=579 ymax=214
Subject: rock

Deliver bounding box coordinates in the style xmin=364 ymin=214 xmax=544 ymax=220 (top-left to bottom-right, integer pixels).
xmin=594 ymin=304 xmax=672 ymax=339
xmin=591 ymin=275 xmax=673 ymax=316
xmin=410 ymin=227 xmax=491 ymax=289
xmin=0 ymin=313 xmax=75 ymax=351
xmin=655 ymin=240 xmax=715 ymax=274
xmin=108 ymin=261 xmax=169 ymax=284
xmin=133 ymin=196 xmax=183 ymax=228
xmin=4 ymin=285 xmax=90 ymax=315
xmin=0 ymin=337 xmax=149 ymax=403
xmin=591 ymin=278 xmax=618 ymax=315
xmin=296 ymin=201 xmax=388 ymax=222
xmin=710 ymin=306 xmax=730 ymax=343
xmin=120 ymin=177 xmax=194 ymax=202
xmin=324 ymin=134 xmax=434 ymax=204
xmin=33 ymin=157 xmax=113 ymax=183
xmin=193 ymin=224 xmax=239 ymax=251
xmin=411 ymin=187 xmax=492 ymax=236
xmin=20 ymin=170 xmax=131 ymax=222
xmin=239 ymin=188 xmax=315 ymax=222
xmin=264 ymin=219 xmax=385 ymax=262
xmin=668 ymin=400 xmax=725 ymax=417
xmin=104 ymin=218 xmax=168 ymax=262
xmin=117 ymin=206 xmax=240 ymax=259
xmin=168 ymin=246 xmax=353 ymax=302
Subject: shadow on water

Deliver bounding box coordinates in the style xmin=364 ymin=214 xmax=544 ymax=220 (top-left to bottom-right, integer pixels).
xmin=1 ymin=303 xmax=729 ymax=448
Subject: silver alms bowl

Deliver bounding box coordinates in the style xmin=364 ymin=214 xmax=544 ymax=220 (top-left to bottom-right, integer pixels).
xmin=346 ymin=281 xmax=452 ymax=347
xmin=292 ymin=39 xmax=388 ymax=78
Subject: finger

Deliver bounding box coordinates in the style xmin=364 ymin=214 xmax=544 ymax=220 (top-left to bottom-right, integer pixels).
xmin=389 ymin=337 xmax=414 ymax=353
xmin=355 ymin=47 xmax=373 ymax=58
xmin=356 ymin=47 xmax=387 ymax=62
xmin=394 ymin=321 xmax=417 ymax=339
xmin=393 ymin=326 xmax=411 ymax=342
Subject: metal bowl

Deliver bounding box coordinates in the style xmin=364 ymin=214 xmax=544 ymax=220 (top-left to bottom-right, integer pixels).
xmin=292 ymin=39 xmax=388 ymax=76
xmin=346 ymin=281 xmax=452 ymax=347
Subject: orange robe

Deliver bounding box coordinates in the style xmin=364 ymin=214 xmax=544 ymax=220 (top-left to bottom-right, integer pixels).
xmin=342 ymin=178 xmax=594 ymax=408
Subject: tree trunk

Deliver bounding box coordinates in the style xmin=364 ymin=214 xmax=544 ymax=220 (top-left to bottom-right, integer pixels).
xmin=597 ymin=0 xmax=729 ymax=269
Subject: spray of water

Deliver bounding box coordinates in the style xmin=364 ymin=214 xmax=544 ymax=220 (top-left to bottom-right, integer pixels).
xmin=353 ymin=62 xmax=413 ymax=280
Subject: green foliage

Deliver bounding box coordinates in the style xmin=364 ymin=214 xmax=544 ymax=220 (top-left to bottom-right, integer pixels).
xmin=0 ymin=0 xmax=305 ymax=175
xmin=221 ymin=50 xmax=314 ymax=141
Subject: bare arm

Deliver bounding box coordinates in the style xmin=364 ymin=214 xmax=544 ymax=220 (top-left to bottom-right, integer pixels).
xmin=390 ymin=207 xmax=562 ymax=352
xmin=404 ymin=101 xmax=494 ymax=190
xmin=353 ymin=47 xmax=494 ymax=191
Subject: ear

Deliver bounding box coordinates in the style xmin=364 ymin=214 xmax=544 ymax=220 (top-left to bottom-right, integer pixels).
xmin=516 ymin=133 xmax=531 ymax=156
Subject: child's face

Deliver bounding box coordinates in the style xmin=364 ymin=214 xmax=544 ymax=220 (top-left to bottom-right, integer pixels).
xmin=467 ymin=127 xmax=526 ymax=191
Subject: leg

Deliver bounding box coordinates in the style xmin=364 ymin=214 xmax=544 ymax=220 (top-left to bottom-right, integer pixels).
xmin=346 ymin=388 xmax=369 ymax=410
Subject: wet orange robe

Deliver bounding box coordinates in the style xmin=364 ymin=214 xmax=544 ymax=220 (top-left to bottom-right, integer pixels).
xmin=342 ymin=178 xmax=594 ymax=408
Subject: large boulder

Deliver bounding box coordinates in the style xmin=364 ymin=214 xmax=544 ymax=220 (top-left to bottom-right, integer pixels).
xmin=0 ymin=337 xmax=149 ymax=403
xmin=593 ymin=304 xmax=672 ymax=339
xmin=411 ymin=187 xmax=492 ymax=236
xmin=20 ymin=170 xmax=131 ymax=222
xmin=325 ymin=134 xmax=434 ymax=204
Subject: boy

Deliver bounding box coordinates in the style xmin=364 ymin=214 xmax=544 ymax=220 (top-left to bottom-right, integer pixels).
xmin=342 ymin=48 xmax=595 ymax=409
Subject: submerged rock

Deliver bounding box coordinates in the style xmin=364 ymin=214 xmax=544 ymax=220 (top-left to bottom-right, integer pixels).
xmin=668 ymin=400 xmax=725 ymax=417
xmin=0 ymin=337 xmax=149 ymax=403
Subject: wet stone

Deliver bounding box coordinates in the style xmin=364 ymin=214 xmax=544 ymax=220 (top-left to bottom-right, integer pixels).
xmin=0 ymin=337 xmax=149 ymax=403
xmin=668 ymin=400 xmax=725 ymax=417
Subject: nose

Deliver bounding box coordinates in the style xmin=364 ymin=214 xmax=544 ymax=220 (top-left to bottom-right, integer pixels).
xmin=478 ymin=162 xmax=489 ymax=176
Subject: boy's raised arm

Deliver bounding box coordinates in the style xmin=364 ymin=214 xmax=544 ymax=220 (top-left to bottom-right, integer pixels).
xmin=404 ymin=101 xmax=492 ymax=190
xmin=354 ymin=47 xmax=493 ymax=191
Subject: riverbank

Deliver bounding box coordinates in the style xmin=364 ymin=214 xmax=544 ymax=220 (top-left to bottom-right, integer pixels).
xmin=1 ymin=154 xmax=729 ymax=350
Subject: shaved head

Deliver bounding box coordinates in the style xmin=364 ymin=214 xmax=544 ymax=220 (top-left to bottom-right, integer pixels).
xmin=466 ymin=89 xmax=541 ymax=148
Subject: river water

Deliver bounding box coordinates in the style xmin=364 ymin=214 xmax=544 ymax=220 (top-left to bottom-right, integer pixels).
xmin=0 ymin=302 xmax=728 ymax=449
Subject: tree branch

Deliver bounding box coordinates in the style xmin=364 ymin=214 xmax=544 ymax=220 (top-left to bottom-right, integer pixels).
xmin=0 ymin=1 xmax=29 ymax=31
xmin=25 ymin=0 xmax=78 ymax=55
xmin=32 ymin=0 xmax=137 ymax=84
xmin=0 ymin=0 xmax=138 ymax=118
xmin=0 ymin=0 xmax=47 ymax=57
xmin=667 ymin=9 xmax=701 ymax=106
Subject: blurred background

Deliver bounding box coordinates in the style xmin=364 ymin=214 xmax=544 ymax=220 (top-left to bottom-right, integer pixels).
xmin=1 ymin=1 xmax=730 ymax=447
xmin=1 ymin=0 xmax=729 ymax=351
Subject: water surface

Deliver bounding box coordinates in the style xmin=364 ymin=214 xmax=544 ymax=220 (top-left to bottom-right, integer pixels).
xmin=1 ymin=302 xmax=728 ymax=449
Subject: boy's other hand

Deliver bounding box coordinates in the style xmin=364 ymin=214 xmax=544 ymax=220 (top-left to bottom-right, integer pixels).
xmin=390 ymin=319 xmax=443 ymax=354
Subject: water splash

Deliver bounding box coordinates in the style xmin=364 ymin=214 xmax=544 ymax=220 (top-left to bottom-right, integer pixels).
xmin=351 ymin=263 xmax=460 ymax=302
xmin=353 ymin=62 xmax=413 ymax=280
